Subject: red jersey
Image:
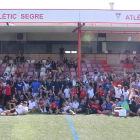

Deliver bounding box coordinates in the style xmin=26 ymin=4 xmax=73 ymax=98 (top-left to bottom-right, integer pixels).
xmin=38 ymin=102 xmax=44 ymax=107
xmin=89 ymin=100 xmax=100 ymax=110
xmin=71 ymin=90 xmax=77 ymax=96
xmin=5 ymin=86 xmax=12 ymax=95
xmin=0 ymin=86 xmax=3 ymax=95
xmin=15 ymin=71 xmax=20 ymax=75
xmin=51 ymin=103 xmax=57 ymax=109
xmin=80 ymin=90 xmax=86 ymax=98
xmin=97 ymin=90 xmax=104 ymax=98
xmin=112 ymin=81 xmax=122 ymax=86
xmin=110 ymin=91 xmax=114 ymax=98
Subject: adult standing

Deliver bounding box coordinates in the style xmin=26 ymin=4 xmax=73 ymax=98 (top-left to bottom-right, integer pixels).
xmin=31 ymin=78 xmax=41 ymax=97
xmin=59 ymin=45 xmax=65 ymax=59
xmin=16 ymin=77 xmax=26 ymax=93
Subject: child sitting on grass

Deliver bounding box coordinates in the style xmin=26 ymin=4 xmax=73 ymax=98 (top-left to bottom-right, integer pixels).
xmin=72 ymin=99 xmax=79 ymax=112
xmin=62 ymin=102 xmax=75 ymax=115
xmin=28 ymin=97 xmax=36 ymax=113
xmin=38 ymin=98 xmax=47 ymax=113
xmin=97 ymin=97 xmax=113 ymax=114
xmin=7 ymin=94 xmax=18 ymax=110
xmin=49 ymin=99 xmax=59 ymax=115
xmin=111 ymin=99 xmax=119 ymax=113
xmin=43 ymin=95 xmax=50 ymax=113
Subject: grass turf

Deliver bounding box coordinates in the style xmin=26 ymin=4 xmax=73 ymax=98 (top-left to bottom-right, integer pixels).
xmin=0 ymin=113 xmax=140 ymax=140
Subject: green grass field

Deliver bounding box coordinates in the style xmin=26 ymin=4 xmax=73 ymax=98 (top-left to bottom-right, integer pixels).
xmin=0 ymin=114 xmax=140 ymax=140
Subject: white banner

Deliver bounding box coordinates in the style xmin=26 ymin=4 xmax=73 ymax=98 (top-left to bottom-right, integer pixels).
xmin=0 ymin=9 xmax=140 ymax=23
xmin=79 ymin=10 xmax=140 ymax=23
xmin=0 ymin=10 xmax=79 ymax=22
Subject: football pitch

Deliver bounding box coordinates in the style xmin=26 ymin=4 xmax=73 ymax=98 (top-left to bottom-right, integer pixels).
xmin=0 ymin=114 xmax=140 ymax=140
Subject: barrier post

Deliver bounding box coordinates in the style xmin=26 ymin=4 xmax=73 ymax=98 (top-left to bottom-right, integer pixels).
xmin=78 ymin=23 xmax=81 ymax=78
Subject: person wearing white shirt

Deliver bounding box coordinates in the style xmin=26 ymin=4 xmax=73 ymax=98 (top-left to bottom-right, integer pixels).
xmin=88 ymin=86 xmax=94 ymax=98
xmin=83 ymin=72 xmax=89 ymax=83
xmin=66 ymin=98 xmax=73 ymax=109
xmin=72 ymin=79 xmax=76 ymax=87
xmin=23 ymin=80 xmax=29 ymax=92
xmin=64 ymin=85 xmax=70 ymax=99
xmin=122 ymin=86 xmax=128 ymax=100
xmin=92 ymin=72 xmax=99 ymax=81
xmin=28 ymin=97 xmax=36 ymax=112
xmin=62 ymin=102 xmax=75 ymax=115
xmin=1 ymin=101 xmax=28 ymax=116
xmin=72 ymin=100 xmax=79 ymax=109
xmin=114 ymin=85 xmax=122 ymax=99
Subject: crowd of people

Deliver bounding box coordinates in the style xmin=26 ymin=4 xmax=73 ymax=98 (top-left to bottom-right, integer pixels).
xmin=0 ymin=52 xmax=140 ymax=117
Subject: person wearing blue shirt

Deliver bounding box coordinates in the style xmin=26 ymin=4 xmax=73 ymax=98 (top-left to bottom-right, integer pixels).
xmin=54 ymin=95 xmax=60 ymax=107
xmin=48 ymin=90 xmax=54 ymax=104
xmin=31 ymin=78 xmax=41 ymax=96
xmin=16 ymin=78 xmax=25 ymax=93
xmin=103 ymin=79 xmax=111 ymax=92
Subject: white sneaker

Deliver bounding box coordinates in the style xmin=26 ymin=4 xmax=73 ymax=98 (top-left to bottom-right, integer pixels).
xmin=1 ymin=113 xmax=6 ymax=116
xmin=41 ymin=109 xmax=44 ymax=113
xmin=44 ymin=108 xmax=47 ymax=113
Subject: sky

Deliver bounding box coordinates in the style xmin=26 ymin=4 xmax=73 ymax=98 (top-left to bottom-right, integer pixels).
xmin=0 ymin=0 xmax=140 ymax=10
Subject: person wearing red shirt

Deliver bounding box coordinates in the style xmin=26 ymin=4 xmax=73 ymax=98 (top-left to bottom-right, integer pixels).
xmin=87 ymin=99 xmax=100 ymax=114
xmin=96 ymin=86 xmax=104 ymax=99
xmin=38 ymin=98 xmax=46 ymax=113
xmin=70 ymin=87 xmax=77 ymax=100
xmin=49 ymin=99 xmax=59 ymax=114
xmin=4 ymin=83 xmax=14 ymax=106
xmin=0 ymin=82 xmax=3 ymax=101
xmin=71 ymin=90 xmax=77 ymax=96
xmin=80 ymin=87 xmax=86 ymax=99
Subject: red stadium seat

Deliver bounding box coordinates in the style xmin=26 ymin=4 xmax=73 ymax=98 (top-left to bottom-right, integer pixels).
xmin=102 ymin=60 xmax=107 ymax=64
xmin=103 ymin=64 xmax=108 ymax=68
xmin=105 ymin=67 xmax=110 ymax=72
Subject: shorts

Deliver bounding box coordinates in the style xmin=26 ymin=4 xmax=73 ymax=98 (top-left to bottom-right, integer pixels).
xmin=90 ymin=107 xmax=97 ymax=114
xmin=66 ymin=109 xmax=71 ymax=113
xmin=10 ymin=108 xmax=17 ymax=114
xmin=5 ymin=95 xmax=11 ymax=101
xmin=52 ymin=108 xmax=56 ymax=113
xmin=81 ymin=107 xmax=86 ymax=112
xmin=46 ymin=106 xmax=50 ymax=111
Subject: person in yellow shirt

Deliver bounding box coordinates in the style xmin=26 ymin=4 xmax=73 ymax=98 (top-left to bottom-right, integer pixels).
xmin=57 ymin=65 xmax=65 ymax=74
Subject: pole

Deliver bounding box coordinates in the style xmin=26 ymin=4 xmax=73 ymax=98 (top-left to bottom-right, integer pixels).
xmin=78 ymin=23 xmax=81 ymax=78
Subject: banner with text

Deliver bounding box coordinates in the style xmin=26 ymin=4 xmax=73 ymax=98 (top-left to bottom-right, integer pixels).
xmin=0 ymin=9 xmax=140 ymax=23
